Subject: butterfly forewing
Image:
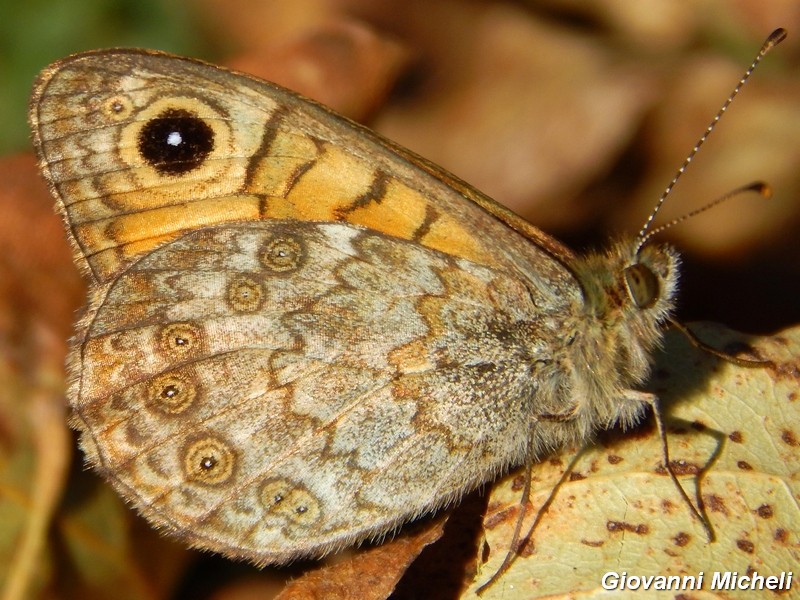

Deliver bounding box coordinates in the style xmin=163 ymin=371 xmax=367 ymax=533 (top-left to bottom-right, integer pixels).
xmin=30 ymin=49 xmax=578 ymax=298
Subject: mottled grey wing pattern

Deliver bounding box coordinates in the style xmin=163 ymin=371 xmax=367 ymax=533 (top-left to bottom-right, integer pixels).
xmin=75 ymin=219 xmax=560 ymax=561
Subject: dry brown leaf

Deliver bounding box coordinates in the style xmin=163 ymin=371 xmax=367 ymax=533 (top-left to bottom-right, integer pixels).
xmin=0 ymin=155 xmax=190 ymax=599
xmin=224 ymin=19 xmax=413 ymax=122
xmin=276 ymin=515 xmax=446 ymax=600
xmin=469 ymin=323 xmax=800 ymax=598
xmin=0 ymin=154 xmax=80 ymax=600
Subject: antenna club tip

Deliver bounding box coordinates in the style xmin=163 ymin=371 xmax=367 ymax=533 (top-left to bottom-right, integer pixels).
xmin=764 ymin=28 xmax=788 ymax=51
xmin=751 ymin=181 xmax=773 ymax=199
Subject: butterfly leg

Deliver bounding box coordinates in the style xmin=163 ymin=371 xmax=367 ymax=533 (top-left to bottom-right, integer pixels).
xmin=537 ymin=404 xmax=580 ymax=422
xmin=622 ymin=390 xmax=714 ymax=541
xmin=476 ymin=446 xmax=585 ymax=595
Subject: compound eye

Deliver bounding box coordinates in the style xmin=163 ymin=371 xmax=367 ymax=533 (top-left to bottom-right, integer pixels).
xmin=624 ymin=263 xmax=659 ymax=309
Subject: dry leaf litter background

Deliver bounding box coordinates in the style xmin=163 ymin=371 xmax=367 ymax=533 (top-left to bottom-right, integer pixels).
xmin=1 ymin=1 xmax=799 ymax=599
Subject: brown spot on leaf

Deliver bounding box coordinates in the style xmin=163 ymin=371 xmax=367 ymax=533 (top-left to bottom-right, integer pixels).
xmin=569 ymin=471 xmax=586 ymax=481
xmin=515 ymin=536 xmax=535 ymax=558
xmin=736 ymin=539 xmax=755 ymax=553
xmin=656 ymin=460 xmax=700 ymax=476
xmin=510 ymin=474 xmax=526 ymax=491
xmin=773 ymin=361 xmax=800 ymax=381
xmin=774 ymin=528 xmax=789 ymax=543
xmin=581 ymin=539 xmax=604 ymax=547
xmin=737 ymin=460 xmax=753 ymax=470
xmin=674 ymin=532 xmax=690 ymax=547
xmin=607 ymin=454 xmax=623 ymax=465
xmin=691 ymin=421 xmax=706 ymax=431
xmin=705 ymin=495 xmax=729 ymax=515
xmin=781 ymin=430 xmax=798 ymax=447
xmin=606 ymin=521 xmax=649 ymax=535
xmin=729 ymin=430 xmax=743 ymax=443
xmin=755 ymin=504 xmax=773 ymax=519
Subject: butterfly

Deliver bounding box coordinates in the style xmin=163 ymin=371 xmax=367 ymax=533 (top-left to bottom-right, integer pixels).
xmin=28 ymin=29 xmax=786 ymax=591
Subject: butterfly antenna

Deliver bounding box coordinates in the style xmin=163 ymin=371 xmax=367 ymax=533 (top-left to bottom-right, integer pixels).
xmin=637 ymin=181 xmax=772 ymax=248
xmin=635 ymin=28 xmax=787 ymax=254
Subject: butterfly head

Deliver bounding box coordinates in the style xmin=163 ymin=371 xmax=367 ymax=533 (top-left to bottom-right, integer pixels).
xmin=625 ymin=240 xmax=680 ymax=314
xmin=567 ymin=237 xmax=680 ymax=404
xmin=576 ymin=239 xmax=678 ymax=325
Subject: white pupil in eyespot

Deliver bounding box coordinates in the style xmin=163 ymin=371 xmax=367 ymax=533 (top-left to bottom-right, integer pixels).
xmin=167 ymin=131 xmax=183 ymax=146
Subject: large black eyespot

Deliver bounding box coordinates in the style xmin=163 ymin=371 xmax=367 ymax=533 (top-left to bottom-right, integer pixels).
xmin=137 ymin=108 xmax=214 ymax=175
